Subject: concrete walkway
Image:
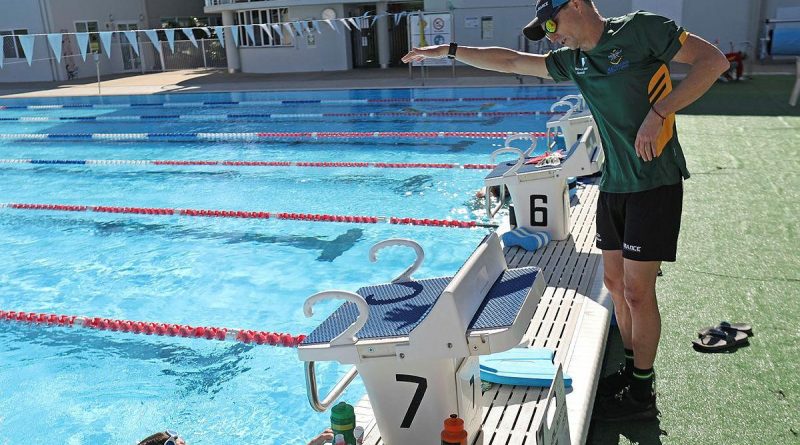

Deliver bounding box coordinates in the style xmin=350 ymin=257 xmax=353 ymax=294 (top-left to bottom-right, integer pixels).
xmin=2 ymin=61 xmax=793 ymax=99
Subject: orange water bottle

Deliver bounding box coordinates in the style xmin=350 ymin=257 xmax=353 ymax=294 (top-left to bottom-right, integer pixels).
xmin=441 ymin=414 xmax=467 ymax=445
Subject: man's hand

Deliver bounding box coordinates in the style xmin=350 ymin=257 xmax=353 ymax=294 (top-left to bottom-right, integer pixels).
xmin=401 ymin=45 xmax=448 ymax=64
xmin=307 ymin=428 xmax=334 ymax=445
xmin=635 ymin=107 xmax=665 ymax=162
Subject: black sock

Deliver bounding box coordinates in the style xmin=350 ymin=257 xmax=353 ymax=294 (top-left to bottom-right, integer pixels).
xmin=630 ymin=367 xmax=655 ymax=401
xmin=623 ymin=349 xmax=635 ymax=378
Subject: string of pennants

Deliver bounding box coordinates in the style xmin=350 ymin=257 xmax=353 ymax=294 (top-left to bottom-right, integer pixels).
xmin=0 ymin=11 xmax=417 ymax=69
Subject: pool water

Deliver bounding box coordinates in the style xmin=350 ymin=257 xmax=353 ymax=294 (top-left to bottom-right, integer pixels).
xmin=0 ymin=85 xmax=575 ymax=445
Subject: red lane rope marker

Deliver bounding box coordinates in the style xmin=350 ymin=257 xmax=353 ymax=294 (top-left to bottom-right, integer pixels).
xmin=2 ymin=203 xmax=488 ymax=229
xmin=0 ymin=309 xmax=306 ymax=347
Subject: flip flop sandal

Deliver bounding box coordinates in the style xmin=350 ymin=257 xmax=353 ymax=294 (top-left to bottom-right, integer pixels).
xmin=692 ymin=328 xmax=749 ymax=353
xmin=697 ymin=321 xmax=753 ymax=338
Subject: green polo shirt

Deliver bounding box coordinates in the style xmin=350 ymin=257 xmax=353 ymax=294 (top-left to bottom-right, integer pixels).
xmin=545 ymin=11 xmax=691 ymax=193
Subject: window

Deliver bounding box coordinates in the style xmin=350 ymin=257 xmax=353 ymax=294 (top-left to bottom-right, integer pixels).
xmin=0 ymin=29 xmax=29 ymax=59
xmin=75 ymin=21 xmax=101 ymax=54
xmin=236 ymin=8 xmax=292 ymax=47
xmin=160 ymin=16 xmax=221 ymax=29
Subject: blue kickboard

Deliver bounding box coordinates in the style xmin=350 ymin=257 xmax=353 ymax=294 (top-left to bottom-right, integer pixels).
xmin=480 ymin=348 xmax=573 ymax=388
xmin=501 ymin=227 xmax=551 ymax=252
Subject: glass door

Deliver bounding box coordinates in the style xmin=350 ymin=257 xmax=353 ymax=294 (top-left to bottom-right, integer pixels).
xmin=117 ymin=23 xmax=141 ymax=71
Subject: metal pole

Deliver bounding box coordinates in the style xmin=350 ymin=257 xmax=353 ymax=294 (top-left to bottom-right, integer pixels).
xmin=201 ymin=38 xmax=208 ymax=68
xmin=94 ymin=52 xmax=101 ymax=95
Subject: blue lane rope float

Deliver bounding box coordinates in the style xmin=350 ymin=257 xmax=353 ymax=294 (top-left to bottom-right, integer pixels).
xmin=0 ymin=95 xmax=561 ymax=111
xmin=0 ymin=158 xmax=498 ymax=170
xmin=0 ymin=131 xmax=546 ymax=142
xmin=0 ymin=110 xmax=561 ymax=122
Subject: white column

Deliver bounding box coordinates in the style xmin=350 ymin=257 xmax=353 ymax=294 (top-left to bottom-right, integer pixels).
xmin=376 ymin=2 xmax=390 ymax=69
xmin=222 ymin=10 xmax=241 ymax=73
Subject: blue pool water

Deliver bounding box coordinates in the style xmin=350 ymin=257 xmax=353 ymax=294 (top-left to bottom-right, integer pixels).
xmin=0 ymin=85 xmax=575 ymax=445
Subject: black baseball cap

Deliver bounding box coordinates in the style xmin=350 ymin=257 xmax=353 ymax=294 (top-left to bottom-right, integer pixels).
xmin=523 ymin=0 xmax=570 ymax=41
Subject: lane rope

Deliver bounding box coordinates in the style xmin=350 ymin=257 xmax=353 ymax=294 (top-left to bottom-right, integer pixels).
xmin=0 ymin=131 xmax=543 ymax=142
xmin=0 ymin=110 xmax=562 ymax=122
xmin=0 ymin=158 xmax=498 ymax=170
xmin=0 ymin=96 xmax=561 ymax=110
xmin=0 ymin=309 xmax=306 ymax=347
xmin=1 ymin=203 xmax=494 ymax=229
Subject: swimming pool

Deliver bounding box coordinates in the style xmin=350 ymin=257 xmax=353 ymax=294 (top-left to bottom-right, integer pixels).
xmin=0 ymin=85 xmax=576 ymax=445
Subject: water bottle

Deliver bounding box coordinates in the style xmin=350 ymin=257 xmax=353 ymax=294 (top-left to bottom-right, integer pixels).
xmin=441 ymin=414 xmax=467 ymax=445
xmin=330 ymin=401 xmax=356 ymax=444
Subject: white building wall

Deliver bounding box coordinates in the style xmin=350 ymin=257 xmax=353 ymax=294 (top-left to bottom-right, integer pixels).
xmin=0 ymin=0 xmax=54 ymax=82
xmin=46 ymin=0 xmax=148 ymax=81
xmin=236 ymin=4 xmax=351 ymax=74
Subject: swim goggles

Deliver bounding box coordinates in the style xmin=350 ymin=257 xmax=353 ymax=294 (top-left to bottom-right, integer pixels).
xmin=164 ymin=430 xmax=182 ymax=445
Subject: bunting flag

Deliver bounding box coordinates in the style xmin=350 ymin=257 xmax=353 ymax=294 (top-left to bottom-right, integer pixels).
xmin=18 ymin=34 xmax=36 ymax=66
xmin=164 ymin=28 xmax=176 ymax=53
xmin=122 ymin=31 xmax=140 ymax=56
xmin=99 ymin=32 xmax=113 ymax=58
xmin=323 ymin=19 xmax=339 ymax=33
xmin=181 ymin=28 xmax=198 ymax=47
xmin=144 ymin=30 xmax=161 ymax=55
xmin=244 ymin=24 xmax=255 ymax=45
xmin=75 ymin=32 xmax=90 ymax=61
xmin=230 ymin=25 xmax=240 ymax=47
xmin=271 ymin=23 xmax=282 ymax=38
xmin=46 ymin=33 xmax=62 ymax=63
xmin=259 ymin=24 xmax=273 ymax=44
xmin=213 ymin=26 xmax=225 ymax=48
xmin=2 ymin=15 xmax=417 ymax=70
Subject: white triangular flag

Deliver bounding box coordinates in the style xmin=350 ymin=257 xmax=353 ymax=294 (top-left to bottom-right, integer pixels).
xmin=201 ymin=27 xmax=211 ymax=37
xmin=18 ymin=34 xmax=35 ymax=66
xmin=46 ymin=33 xmax=63 ymax=63
xmin=271 ymin=23 xmax=282 ymax=37
xmin=324 ymin=19 xmax=338 ymax=33
xmin=144 ymin=30 xmax=161 ymax=55
xmin=75 ymin=32 xmax=90 ymax=61
xmin=283 ymin=23 xmax=293 ymax=37
xmin=99 ymin=32 xmax=113 ymax=58
xmin=164 ymin=28 xmax=176 ymax=52
xmin=122 ymin=31 xmax=139 ymax=56
xmin=259 ymin=24 xmax=273 ymax=44
xmin=181 ymin=28 xmax=197 ymax=47
xmin=347 ymin=18 xmax=359 ymax=30
xmin=340 ymin=18 xmax=352 ymax=31
xmin=213 ymin=26 xmax=225 ymax=48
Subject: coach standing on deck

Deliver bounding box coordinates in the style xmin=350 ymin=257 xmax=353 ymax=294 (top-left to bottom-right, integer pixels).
xmin=402 ymin=0 xmax=728 ymax=421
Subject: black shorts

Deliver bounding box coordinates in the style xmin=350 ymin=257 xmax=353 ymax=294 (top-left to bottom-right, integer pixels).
xmin=595 ymin=182 xmax=683 ymax=262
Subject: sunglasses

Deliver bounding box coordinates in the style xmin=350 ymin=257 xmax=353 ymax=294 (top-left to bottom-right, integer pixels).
xmin=543 ymin=3 xmax=569 ymax=34
xmin=164 ymin=430 xmax=182 ymax=445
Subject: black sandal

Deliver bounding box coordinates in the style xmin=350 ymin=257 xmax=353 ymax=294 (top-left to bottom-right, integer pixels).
xmin=692 ymin=327 xmax=749 ymax=353
xmin=697 ymin=321 xmax=753 ymax=338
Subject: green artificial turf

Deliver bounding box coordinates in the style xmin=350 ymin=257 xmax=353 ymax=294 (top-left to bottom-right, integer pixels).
xmin=587 ymin=77 xmax=800 ymax=444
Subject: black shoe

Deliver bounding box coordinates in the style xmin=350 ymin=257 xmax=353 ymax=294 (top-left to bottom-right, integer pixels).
xmin=594 ymin=387 xmax=659 ymax=422
xmin=597 ymin=365 xmax=630 ymax=399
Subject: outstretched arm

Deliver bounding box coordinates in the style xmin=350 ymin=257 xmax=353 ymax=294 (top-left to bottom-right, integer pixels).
xmin=401 ymin=44 xmax=551 ymax=79
xmin=635 ymin=34 xmax=729 ymax=161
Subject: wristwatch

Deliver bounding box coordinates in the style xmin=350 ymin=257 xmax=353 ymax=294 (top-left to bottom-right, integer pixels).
xmin=447 ymin=42 xmax=458 ymax=59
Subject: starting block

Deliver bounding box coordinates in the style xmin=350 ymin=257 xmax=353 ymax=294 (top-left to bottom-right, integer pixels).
xmin=297 ymin=234 xmax=565 ymax=444
xmin=484 ymin=96 xmax=604 ymax=240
